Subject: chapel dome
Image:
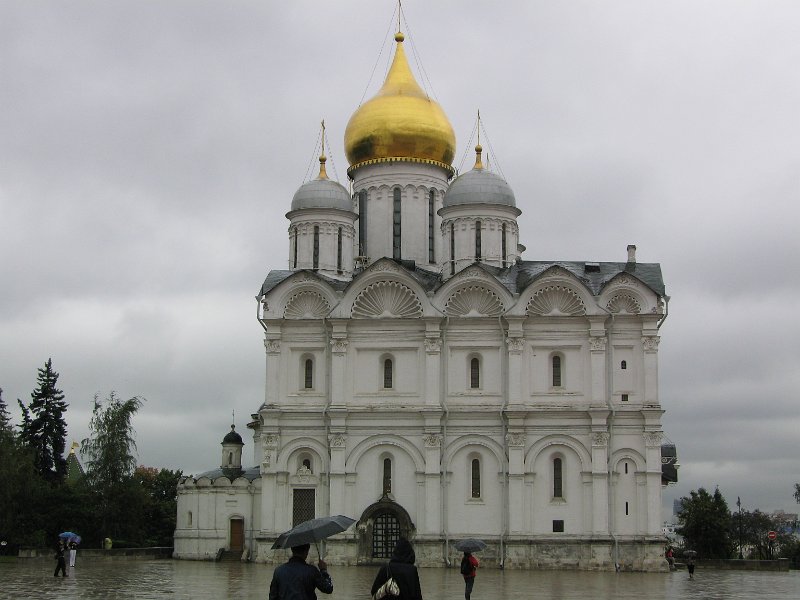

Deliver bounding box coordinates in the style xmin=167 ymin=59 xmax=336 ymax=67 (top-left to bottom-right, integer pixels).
xmin=344 ymin=32 xmax=456 ymax=173
xmin=222 ymin=425 xmax=244 ymax=446
xmin=443 ymin=145 xmax=516 ymax=208
xmin=290 ymin=156 xmax=352 ymax=212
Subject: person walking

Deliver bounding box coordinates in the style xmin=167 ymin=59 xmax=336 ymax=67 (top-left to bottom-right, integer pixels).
xmin=53 ymin=541 xmax=67 ymax=577
xmin=371 ymin=538 xmax=423 ymax=600
xmin=268 ymin=543 xmax=333 ymax=600
xmin=460 ymin=551 xmax=479 ymax=600
xmin=687 ymin=555 xmax=696 ymax=579
xmin=68 ymin=540 xmax=77 ymax=568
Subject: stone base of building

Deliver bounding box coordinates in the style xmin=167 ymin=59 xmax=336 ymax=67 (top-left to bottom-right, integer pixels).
xmin=247 ymin=535 xmax=669 ymax=572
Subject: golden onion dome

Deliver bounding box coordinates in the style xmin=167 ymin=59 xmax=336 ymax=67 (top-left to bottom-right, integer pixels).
xmin=344 ymin=32 xmax=456 ymax=176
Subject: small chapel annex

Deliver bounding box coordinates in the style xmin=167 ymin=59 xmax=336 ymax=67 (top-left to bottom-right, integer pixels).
xmin=174 ymin=26 xmax=678 ymax=571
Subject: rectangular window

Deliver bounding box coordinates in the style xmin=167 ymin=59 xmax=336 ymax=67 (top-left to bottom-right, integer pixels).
xmin=292 ymin=489 xmax=315 ymax=526
xmin=621 ymin=394 xmax=629 ymax=402
xmin=553 ymin=520 xmax=565 ymax=533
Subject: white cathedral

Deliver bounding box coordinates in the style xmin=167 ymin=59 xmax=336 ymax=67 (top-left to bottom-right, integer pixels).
xmin=174 ymin=28 xmax=678 ymax=571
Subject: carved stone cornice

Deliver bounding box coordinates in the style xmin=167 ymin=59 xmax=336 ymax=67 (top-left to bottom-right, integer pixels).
xmin=641 ymin=336 xmax=660 ymax=352
xmin=506 ymin=433 xmax=526 ymax=447
xmin=330 ymin=338 xmax=349 ymax=353
xmin=643 ymin=431 xmax=663 ymax=447
xmin=422 ymin=434 xmax=442 ymax=448
xmin=424 ymin=338 xmax=442 ymax=354
xmin=506 ymin=337 xmax=525 ymax=354
xmin=589 ymin=336 xmax=607 ymax=352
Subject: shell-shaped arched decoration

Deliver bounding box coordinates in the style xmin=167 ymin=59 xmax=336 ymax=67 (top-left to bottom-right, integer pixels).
xmin=527 ymin=286 xmax=586 ymax=316
xmin=283 ymin=291 xmax=331 ymax=319
xmin=351 ymin=281 xmax=423 ymax=319
xmin=606 ymin=294 xmax=641 ymax=314
xmin=444 ymin=286 xmax=504 ymax=317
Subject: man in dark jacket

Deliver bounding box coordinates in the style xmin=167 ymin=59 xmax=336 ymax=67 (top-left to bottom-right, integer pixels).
xmin=269 ymin=543 xmax=333 ymax=600
xmin=371 ymin=538 xmax=423 ymax=600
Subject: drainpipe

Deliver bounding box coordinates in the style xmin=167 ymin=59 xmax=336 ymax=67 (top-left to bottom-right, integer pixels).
xmin=605 ymin=311 xmax=619 ymax=570
xmin=429 ymin=304 xmax=451 ymax=566
xmin=657 ymin=295 xmax=670 ymax=331
xmin=322 ymin=316 xmax=333 ymax=559
xmin=497 ymin=315 xmax=509 ymax=569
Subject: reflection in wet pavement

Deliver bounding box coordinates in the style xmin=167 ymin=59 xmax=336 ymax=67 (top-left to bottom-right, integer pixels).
xmin=2 ymin=559 xmax=798 ymax=600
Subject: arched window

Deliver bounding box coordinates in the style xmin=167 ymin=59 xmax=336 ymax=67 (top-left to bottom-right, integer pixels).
xmin=620 ymin=360 xmax=627 ymax=370
xmin=337 ymin=227 xmax=343 ymax=274
xmin=450 ymin=222 xmax=455 ymax=275
xmin=228 ymin=451 xmax=233 ymax=466
xmin=313 ymin=225 xmax=320 ymax=270
xmin=358 ymin=190 xmax=367 ymax=256
xmin=393 ymin=187 xmax=402 ymax=260
xmin=382 ymin=457 xmax=392 ymax=495
xmin=383 ymin=358 xmax=393 ymax=389
xmin=304 ymin=358 xmax=313 ymax=389
xmin=553 ymin=457 xmax=563 ymax=498
xmin=470 ymin=357 xmax=480 ymax=389
xmin=471 ymin=458 xmax=481 ymax=498
xmin=428 ymin=190 xmax=435 ymax=263
xmin=302 ymin=458 xmax=312 ymax=472
xmin=501 ymin=223 xmax=507 ymax=266
xmin=187 ymin=511 xmax=192 ymax=527
xmin=475 ymin=220 xmax=482 ymax=262
xmin=552 ymin=354 xmax=563 ymax=387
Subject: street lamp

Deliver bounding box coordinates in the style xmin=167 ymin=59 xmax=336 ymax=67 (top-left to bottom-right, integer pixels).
xmin=737 ymin=496 xmax=743 ymax=560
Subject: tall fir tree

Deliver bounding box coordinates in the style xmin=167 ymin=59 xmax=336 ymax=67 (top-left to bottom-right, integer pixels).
xmin=18 ymin=358 xmax=69 ymax=483
xmin=0 ymin=387 xmax=12 ymax=435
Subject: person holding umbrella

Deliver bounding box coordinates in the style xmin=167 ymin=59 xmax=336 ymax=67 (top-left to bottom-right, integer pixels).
xmin=53 ymin=540 xmax=67 ymax=577
xmin=455 ymin=539 xmax=485 ymax=600
xmin=268 ymin=543 xmax=332 ymax=600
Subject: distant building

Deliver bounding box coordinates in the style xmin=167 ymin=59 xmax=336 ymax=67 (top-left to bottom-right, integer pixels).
xmin=175 ymin=21 xmax=677 ymax=571
xmin=65 ymin=441 xmax=84 ymax=484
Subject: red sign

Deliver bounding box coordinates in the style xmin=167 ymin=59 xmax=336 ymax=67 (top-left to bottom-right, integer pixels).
xmin=768 ymin=530 xmax=777 ymax=541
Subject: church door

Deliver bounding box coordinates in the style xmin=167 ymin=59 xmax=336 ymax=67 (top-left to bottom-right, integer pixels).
xmin=372 ymin=512 xmax=401 ymax=558
xmin=230 ymin=518 xmax=244 ymax=552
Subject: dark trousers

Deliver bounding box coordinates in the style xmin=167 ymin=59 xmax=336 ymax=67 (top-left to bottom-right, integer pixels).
xmin=54 ymin=557 xmax=67 ymax=577
xmin=465 ymin=576 xmax=475 ymax=599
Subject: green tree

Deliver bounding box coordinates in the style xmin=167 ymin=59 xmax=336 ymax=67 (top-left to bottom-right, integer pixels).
xmin=17 ymin=359 xmax=68 ymax=483
xmin=133 ymin=466 xmax=182 ymax=546
xmin=677 ymin=487 xmax=733 ymax=558
xmin=80 ymin=392 xmax=144 ymax=540
xmin=794 ymin=483 xmax=800 ymax=504
xmin=0 ymin=388 xmax=11 ymax=433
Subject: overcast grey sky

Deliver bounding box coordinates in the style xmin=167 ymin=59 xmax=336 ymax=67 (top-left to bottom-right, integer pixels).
xmin=2 ymin=1 xmax=798 ymax=520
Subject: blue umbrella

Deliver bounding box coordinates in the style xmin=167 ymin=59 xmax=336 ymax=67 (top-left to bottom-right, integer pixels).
xmin=58 ymin=532 xmax=81 ymax=544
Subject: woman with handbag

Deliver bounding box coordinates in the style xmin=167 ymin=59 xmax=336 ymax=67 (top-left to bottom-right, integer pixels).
xmin=371 ymin=538 xmax=423 ymax=600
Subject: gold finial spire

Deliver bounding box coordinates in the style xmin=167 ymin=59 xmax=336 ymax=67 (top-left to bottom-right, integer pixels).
xmin=474 ymin=110 xmax=484 ymax=170
xmin=70 ymin=440 xmax=79 ymax=454
xmin=318 ymin=119 xmax=328 ymax=179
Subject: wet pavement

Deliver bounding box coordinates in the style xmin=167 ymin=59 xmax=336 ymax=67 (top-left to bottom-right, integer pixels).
xmin=1 ymin=559 xmax=799 ymax=599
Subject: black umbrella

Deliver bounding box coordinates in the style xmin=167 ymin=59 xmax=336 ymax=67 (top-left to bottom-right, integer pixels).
xmin=271 ymin=515 xmax=356 ymax=557
xmin=454 ymin=538 xmax=487 ymax=553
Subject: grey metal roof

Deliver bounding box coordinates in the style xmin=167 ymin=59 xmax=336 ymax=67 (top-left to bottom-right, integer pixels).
xmin=257 ymin=270 xmax=350 ymax=298
xmin=190 ymin=465 xmax=261 ymax=483
xmin=443 ymin=168 xmax=516 ymax=208
xmin=258 ymin=260 xmax=665 ymax=301
xmin=290 ymin=178 xmax=353 ymax=212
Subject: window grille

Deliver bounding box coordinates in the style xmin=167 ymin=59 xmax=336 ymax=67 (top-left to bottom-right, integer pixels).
xmin=471 ymin=458 xmax=481 ymax=498
xmin=304 ymin=359 xmax=313 ymax=389
xmin=552 ymin=355 xmax=562 ymax=387
xmin=372 ymin=512 xmax=401 ymax=558
xmin=292 ymin=489 xmax=315 ymax=526
xmin=553 ymin=457 xmax=563 ymax=498
xmin=470 ymin=357 xmax=480 ymax=389
xmin=393 ymin=187 xmax=401 ymax=260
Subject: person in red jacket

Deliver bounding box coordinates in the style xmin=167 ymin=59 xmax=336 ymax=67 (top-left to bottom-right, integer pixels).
xmin=460 ymin=551 xmax=479 ymax=600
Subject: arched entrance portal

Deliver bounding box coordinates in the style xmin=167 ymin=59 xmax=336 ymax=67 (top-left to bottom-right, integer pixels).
xmin=357 ymin=499 xmax=415 ymax=564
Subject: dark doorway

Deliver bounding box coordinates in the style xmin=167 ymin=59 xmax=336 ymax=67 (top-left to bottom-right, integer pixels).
xmin=230 ymin=518 xmax=244 ymax=552
xmin=372 ymin=512 xmax=401 ymax=558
